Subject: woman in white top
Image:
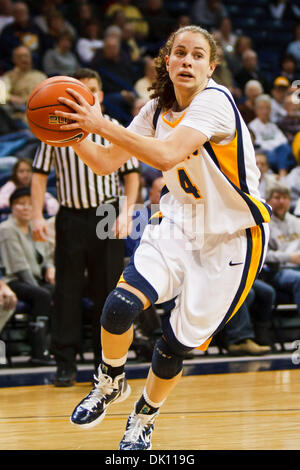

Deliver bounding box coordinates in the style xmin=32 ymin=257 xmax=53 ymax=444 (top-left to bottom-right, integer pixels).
xmin=54 ymin=25 xmax=271 ymax=450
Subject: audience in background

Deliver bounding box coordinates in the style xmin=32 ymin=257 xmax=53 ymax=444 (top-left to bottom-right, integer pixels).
xmin=0 ymin=0 xmax=300 ymax=363
xmin=0 ymin=187 xmax=55 ymax=364
xmin=0 ymin=158 xmax=59 ymax=216
xmin=2 ymin=45 xmax=46 ymax=126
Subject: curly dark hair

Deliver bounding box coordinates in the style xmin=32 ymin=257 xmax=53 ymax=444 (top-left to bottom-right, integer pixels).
xmin=148 ymin=26 xmax=218 ymax=110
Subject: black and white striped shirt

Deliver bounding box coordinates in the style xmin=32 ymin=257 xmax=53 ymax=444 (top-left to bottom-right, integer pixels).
xmin=32 ymin=114 xmax=139 ymax=210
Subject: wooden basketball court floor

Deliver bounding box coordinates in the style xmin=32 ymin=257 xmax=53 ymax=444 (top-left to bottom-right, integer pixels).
xmin=1 ymin=350 xmax=300 ymax=451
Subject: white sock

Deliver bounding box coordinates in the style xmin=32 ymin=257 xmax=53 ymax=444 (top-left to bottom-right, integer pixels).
xmin=101 ymin=352 xmax=128 ymax=368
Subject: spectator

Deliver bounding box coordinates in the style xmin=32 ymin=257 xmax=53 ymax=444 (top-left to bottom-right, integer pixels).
xmin=248 ymin=94 xmax=295 ymax=176
xmin=142 ymin=0 xmax=175 ymax=53
xmin=238 ymin=79 xmax=264 ymax=125
xmin=226 ymin=35 xmax=252 ymax=77
xmin=283 ymin=131 xmax=300 ymax=211
xmin=121 ymin=20 xmax=143 ymax=64
xmin=105 ymin=0 xmax=149 ymax=40
xmin=270 ymin=76 xmax=290 ymax=123
xmin=234 ymin=49 xmax=268 ymax=92
xmin=256 ymin=151 xmax=279 ymax=200
xmin=191 ymin=0 xmax=228 ymax=31
xmin=277 ymin=93 xmax=300 ymax=146
xmin=0 ymin=1 xmax=46 ymax=71
xmin=0 ymin=157 xmax=59 ymax=216
xmin=286 ymin=22 xmax=300 ymax=62
xmin=42 ymin=30 xmax=80 ymax=77
xmin=0 ymin=275 xmax=17 ymax=334
xmin=31 ymin=68 xmax=140 ymax=386
xmin=76 ymin=19 xmax=103 ymax=65
xmin=265 ymin=183 xmax=300 ymax=318
xmin=0 ymin=187 xmax=55 ymax=364
xmin=134 ymin=56 xmax=156 ymax=100
xmin=213 ymin=16 xmax=238 ymax=56
xmin=212 ymin=44 xmax=234 ymax=90
xmin=42 ymin=9 xmax=77 ymax=50
xmin=1 ymin=45 xmax=46 ymax=126
xmin=90 ymin=34 xmax=138 ymax=125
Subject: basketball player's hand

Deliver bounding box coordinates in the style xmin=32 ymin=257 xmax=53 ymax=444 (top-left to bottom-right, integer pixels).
xmin=56 ymin=89 xmax=103 ymax=135
xmin=32 ymin=217 xmax=49 ymax=242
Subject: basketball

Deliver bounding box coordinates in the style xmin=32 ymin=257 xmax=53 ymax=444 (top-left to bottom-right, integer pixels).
xmin=26 ymin=76 xmax=95 ymax=147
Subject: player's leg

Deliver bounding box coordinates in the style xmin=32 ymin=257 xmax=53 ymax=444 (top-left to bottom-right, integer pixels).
xmin=119 ymin=334 xmax=193 ymax=450
xmin=70 ymin=282 xmax=150 ymax=429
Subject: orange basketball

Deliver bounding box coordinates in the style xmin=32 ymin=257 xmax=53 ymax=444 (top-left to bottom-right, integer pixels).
xmin=26 ymin=76 xmax=95 ymax=147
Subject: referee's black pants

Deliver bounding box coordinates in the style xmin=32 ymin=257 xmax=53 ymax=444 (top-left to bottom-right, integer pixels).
xmin=52 ymin=205 xmax=125 ymax=369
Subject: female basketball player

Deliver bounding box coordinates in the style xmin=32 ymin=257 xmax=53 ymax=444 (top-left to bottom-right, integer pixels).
xmin=55 ymin=26 xmax=271 ymax=450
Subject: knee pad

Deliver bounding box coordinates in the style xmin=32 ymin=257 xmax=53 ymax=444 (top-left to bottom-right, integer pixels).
xmin=101 ymin=287 xmax=144 ymax=335
xmin=151 ymin=337 xmax=185 ymax=380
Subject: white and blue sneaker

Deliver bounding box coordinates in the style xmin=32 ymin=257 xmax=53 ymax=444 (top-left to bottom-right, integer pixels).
xmin=70 ymin=368 xmax=131 ymax=429
xmin=119 ymin=408 xmax=159 ymax=450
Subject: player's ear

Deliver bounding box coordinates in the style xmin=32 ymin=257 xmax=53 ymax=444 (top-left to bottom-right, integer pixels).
xmin=207 ymin=61 xmax=216 ymax=78
xmin=165 ymin=55 xmax=169 ymax=71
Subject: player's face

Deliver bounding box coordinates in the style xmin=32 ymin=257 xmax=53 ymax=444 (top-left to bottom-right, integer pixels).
xmin=165 ymin=31 xmax=216 ymax=103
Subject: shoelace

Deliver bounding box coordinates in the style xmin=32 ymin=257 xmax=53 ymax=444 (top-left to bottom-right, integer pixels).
xmin=81 ymin=373 xmax=116 ymax=411
xmin=123 ymin=413 xmax=152 ymax=444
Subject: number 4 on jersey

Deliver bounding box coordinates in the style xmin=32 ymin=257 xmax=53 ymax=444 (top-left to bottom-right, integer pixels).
xmin=177 ymin=168 xmax=201 ymax=199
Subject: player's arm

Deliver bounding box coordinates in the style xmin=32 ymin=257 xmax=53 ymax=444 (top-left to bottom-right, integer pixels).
xmin=113 ymin=170 xmax=140 ymax=239
xmin=31 ymin=172 xmax=49 ymax=241
xmin=57 ymin=90 xmax=208 ymax=172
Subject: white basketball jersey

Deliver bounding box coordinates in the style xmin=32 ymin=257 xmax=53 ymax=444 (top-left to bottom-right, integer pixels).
xmin=128 ymin=79 xmax=271 ymax=235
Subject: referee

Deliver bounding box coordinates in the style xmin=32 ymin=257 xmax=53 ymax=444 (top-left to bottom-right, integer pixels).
xmin=31 ymin=69 xmax=140 ymax=387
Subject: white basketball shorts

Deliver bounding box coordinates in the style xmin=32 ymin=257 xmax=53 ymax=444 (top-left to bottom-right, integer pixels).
xmin=120 ymin=217 xmax=269 ymax=350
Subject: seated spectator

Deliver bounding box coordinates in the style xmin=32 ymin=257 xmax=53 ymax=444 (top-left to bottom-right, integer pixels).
xmin=283 ymin=131 xmax=300 ymax=211
xmin=238 ymin=80 xmax=264 ymax=125
xmin=256 ymin=151 xmax=279 ymax=200
xmin=212 ymin=44 xmax=234 ymax=90
xmin=121 ymin=20 xmax=143 ymax=64
xmin=75 ymin=19 xmax=103 ymax=65
xmin=0 ymin=274 xmax=17 ymax=334
xmin=213 ymin=16 xmax=238 ymax=56
xmin=265 ymin=183 xmax=300 ymax=318
xmin=42 ymin=30 xmax=80 ymax=77
xmin=42 ymin=9 xmax=77 ymax=51
xmin=0 ymin=0 xmax=13 ymax=35
xmin=142 ymin=0 xmax=175 ymax=53
xmin=90 ymin=34 xmax=138 ymax=125
xmin=222 ymin=279 xmax=275 ymax=355
xmin=191 ymin=0 xmax=228 ymax=31
xmin=134 ymin=56 xmax=156 ymax=101
xmin=0 ymin=1 xmax=46 ymax=71
xmin=234 ymin=49 xmax=268 ymax=92
xmin=277 ymin=93 xmax=300 ymax=146
xmin=286 ymin=22 xmax=300 ymax=62
xmin=248 ymin=94 xmax=295 ymax=176
xmin=0 ymin=157 xmax=59 ymax=216
xmin=1 ymin=45 xmax=46 ymax=126
xmin=105 ymin=0 xmax=149 ymax=40
xmin=0 ymin=187 xmax=55 ymax=364
xmin=270 ymin=76 xmax=290 ymax=123
xmin=226 ymin=35 xmax=252 ymax=77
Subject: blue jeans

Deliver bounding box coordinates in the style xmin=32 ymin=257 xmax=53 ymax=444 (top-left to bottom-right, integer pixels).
xmin=224 ymin=289 xmax=255 ymax=346
xmin=271 ymin=268 xmax=300 ymax=314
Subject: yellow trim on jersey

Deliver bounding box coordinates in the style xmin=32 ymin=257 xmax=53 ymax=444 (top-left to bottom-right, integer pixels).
xmin=197 ymin=225 xmax=263 ymax=351
xmin=161 ymin=110 xmax=187 ymax=128
xmin=245 ymin=193 xmax=271 ymax=223
xmin=209 ymin=132 xmax=240 ymax=189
